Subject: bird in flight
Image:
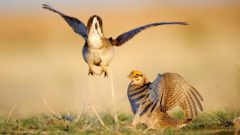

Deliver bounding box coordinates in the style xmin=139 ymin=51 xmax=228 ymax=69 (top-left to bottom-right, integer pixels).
xmin=127 ymin=70 xmax=203 ymax=129
xmin=42 ymin=3 xmax=188 ymax=77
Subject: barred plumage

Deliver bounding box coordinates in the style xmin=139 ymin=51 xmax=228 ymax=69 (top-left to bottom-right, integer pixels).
xmin=127 ymin=70 xmax=203 ymax=129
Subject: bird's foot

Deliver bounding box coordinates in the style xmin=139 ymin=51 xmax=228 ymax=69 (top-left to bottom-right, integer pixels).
xmin=103 ymin=71 xmax=108 ymax=78
xmin=88 ymin=65 xmax=108 ymax=77
xmin=100 ymin=69 xmax=108 ymax=78
xmin=160 ymin=105 xmax=167 ymax=112
xmin=88 ymin=69 xmax=94 ymax=76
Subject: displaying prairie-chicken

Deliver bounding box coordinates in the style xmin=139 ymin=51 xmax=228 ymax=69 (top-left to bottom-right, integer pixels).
xmin=127 ymin=70 xmax=203 ymax=129
xmin=42 ymin=3 xmax=187 ymax=77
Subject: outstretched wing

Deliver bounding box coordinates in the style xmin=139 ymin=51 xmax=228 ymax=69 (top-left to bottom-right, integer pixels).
xmin=158 ymin=73 xmax=203 ymax=119
xmin=135 ymin=74 xmax=162 ymax=116
xmin=110 ymin=22 xmax=187 ymax=46
xmin=42 ymin=3 xmax=87 ymax=39
xmin=149 ymin=74 xmax=162 ymax=106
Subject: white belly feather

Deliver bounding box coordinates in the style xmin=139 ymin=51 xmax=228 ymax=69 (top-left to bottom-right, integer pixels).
xmin=87 ymin=47 xmax=114 ymax=66
xmin=83 ymin=43 xmax=114 ymax=66
xmin=83 ymin=17 xmax=114 ymax=66
xmin=88 ymin=32 xmax=102 ymax=49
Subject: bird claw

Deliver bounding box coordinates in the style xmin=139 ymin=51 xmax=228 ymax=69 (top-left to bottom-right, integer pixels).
xmin=103 ymin=71 xmax=108 ymax=78
xmin=88 ymin=69 xmax=94 ymax=76
xmin=100 ymin=68 xmax=108 ymax=77
xmin=88 ymin=67 xmax=108 ymax=77
xmin=160 ymin=105 xmax=167 ymax=112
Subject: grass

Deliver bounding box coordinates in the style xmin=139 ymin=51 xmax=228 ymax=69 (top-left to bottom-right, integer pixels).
xmin=0 ymin=111 xmax=238 ymax=135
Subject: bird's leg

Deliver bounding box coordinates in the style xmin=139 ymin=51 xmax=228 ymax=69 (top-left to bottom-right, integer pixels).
xmin=88 ymin=64 xmax=105 ymax=76
xmin=88 ymin=64 xmax=108 ymax=77
xmin=88 ymin=64 xmax=95 ymax=76
xmin=100 ymin=65 xmax=108 ymax=77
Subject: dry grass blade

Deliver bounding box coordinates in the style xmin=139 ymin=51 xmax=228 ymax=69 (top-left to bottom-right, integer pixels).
xmin=75 ymin=101 xmax=87 ymax=122
xmin=232 ymin=103 xmax=239 ymax=118
xmin=76 ymin=84 xmax=91 ymax=122
xmin=200 ymin=112 xmax=221 ymax=123
xmin=75 ymin=111 xmax=82 ymax=122
xmin=91 ymin=106 xmax=109 ymax=129
xmin=7 ymin=102 xmax=19 ymax=122
xmin=41 ymin=97 xmax=62 ymax=119
xmin=207 ymin=112 xmax=225 ymax=122
xmin=109 ymin=67 xmax=119 ymax=126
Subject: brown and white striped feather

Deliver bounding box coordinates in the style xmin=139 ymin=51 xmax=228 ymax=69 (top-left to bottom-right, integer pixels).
xmin=159 ymin=73 xmax=203 ymax=119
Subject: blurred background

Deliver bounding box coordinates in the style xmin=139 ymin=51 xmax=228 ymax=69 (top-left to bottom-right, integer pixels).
xmin=0 ymin=0 xmax=240 ymax=118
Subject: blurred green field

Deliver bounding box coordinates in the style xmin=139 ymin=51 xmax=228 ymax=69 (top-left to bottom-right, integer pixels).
xmin=0 ymin=111 xmax=239 ymax=134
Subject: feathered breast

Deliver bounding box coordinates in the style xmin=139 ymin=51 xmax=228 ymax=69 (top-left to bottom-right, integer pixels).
xmin=127 ymin=83 xmax=150 ymax=114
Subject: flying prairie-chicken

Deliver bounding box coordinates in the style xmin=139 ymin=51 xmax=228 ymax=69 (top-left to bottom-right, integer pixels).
xmin=42 ymin=3 xmax=187 ymax=77
xmin=127 ymin=70 xmax=203 ymax=129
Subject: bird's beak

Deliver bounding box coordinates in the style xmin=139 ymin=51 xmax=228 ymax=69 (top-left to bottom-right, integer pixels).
xmin=128 ymin=74 xmax=133 ymax=79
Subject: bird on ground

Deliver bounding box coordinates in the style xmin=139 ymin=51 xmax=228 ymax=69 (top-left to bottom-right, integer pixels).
xmin=127 ymin=70 xmax=203 ymax=129
xmin=42 ymin=3 xmax=188 ymax=77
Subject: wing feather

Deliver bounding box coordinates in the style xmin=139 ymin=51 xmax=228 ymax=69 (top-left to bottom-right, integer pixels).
xmin=112 ymin=22 xmax=188 ymax=46
xmin=184 ymin=94 xmax=193 ymax=119
xmin=42 ymin=3 xmax=87 ymax=39
xmin=186 ymin=91 xmax=198 ymax=117
xmin=140 ymin=72 xmax=203 ymax=119
xmin=158 ymin=73 xmax=203 ymax=119
xmin=149 ymin=74 xmax=161 ymax=104
xmin=189 ymin=88 xmax=203 ymax=111
xmin=190 ymin=86 xmax=204 ymax=101
xmin=165 ymin=92 xmax=184 ymax=109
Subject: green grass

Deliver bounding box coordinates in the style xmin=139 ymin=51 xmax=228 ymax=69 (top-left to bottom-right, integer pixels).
xmin=0 ymin=111 xmax=238 ymax=135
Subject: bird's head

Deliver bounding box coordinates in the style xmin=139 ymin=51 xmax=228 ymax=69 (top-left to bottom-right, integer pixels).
xmin=87 ymin=15 xmax=103 ymax=36
xmin=128 ymin=70 xmax=149 ymax=86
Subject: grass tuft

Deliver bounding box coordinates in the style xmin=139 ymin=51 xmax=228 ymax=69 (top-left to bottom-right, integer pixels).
xmin=0 ymin=111 xmax=238 ymax=134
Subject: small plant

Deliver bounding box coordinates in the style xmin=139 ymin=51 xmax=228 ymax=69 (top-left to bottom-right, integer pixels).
xmin=0 ymin=111 xmax=238 ymax=134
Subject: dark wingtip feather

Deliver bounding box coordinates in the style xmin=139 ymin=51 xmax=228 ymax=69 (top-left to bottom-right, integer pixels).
xmin=42 ymin=3 xmax=49 ymax=9
xmin=42 ymin=3 xmax=52 ymax=11
xmin=180 ymin=22 xmax=188 ymax=25
xmin=170 ymin=22 xmax=188 ymax=25
xmin=156 ymin=22 xmax=189 ymax=26
xmin=42 ymin=3 xmax=62 ymax=15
